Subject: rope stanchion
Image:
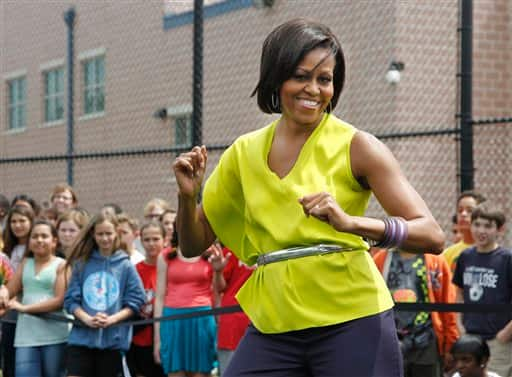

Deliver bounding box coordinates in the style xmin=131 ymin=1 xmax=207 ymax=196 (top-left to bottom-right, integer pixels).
xmin=395 ymin=302 xmax=512 ymax=313
xmin=122 ymin=304 xmax=242 ymax=327
xmin=0 ymin=312 xmax=79 ymax=325
xmin=0 ymin=304 xmax=243 ymax=327
xmin=1 ymin=302 xmax=508 ymax=327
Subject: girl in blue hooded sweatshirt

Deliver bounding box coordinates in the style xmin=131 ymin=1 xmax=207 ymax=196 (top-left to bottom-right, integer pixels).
xmin=64 ymin=213 xmax=145 ymax=377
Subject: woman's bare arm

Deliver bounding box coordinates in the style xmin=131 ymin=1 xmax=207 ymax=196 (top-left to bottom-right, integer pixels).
xmin=173 ymin=146 xmax=216 ymax=257
xmin=350 ymin=131 xmax=444 ymax=253
xmin=300 ymin=131 xmax=444 ymax=253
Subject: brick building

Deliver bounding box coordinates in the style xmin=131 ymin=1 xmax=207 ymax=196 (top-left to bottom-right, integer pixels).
xmin=1 ymin=0 xmax=511 ymax=244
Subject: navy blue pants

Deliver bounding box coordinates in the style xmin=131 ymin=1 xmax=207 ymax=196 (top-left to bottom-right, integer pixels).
xmin=224 ymin=309 xmax=403 ymax=377
xmin=1 ymin=322 xmax=16 ymax=377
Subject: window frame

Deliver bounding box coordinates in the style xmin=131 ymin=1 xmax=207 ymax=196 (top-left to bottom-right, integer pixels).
xmin=42 ymin=66 xmax=65 ymax=125
xmin=174 ymin=114 xmax=193 ymax=148
xmin=78 ymin=48 xmax=106 ymax=120
xmin=165 ymin=104 xmax=193 ymax=148
xmin=6 ymin=73 xmax=27 ymax=131
xmin=82 ymin=55 xmax=105 ymax=116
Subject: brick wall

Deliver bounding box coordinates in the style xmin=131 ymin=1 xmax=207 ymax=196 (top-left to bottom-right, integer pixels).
xmin=1 ymin=0 xmax=510 ymax=245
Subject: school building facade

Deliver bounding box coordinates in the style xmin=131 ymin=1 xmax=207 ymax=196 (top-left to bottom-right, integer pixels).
xmin=1 ymin=0 xmax=511 ymax=242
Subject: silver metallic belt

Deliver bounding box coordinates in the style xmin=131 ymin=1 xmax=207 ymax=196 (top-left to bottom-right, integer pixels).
xmin=256 ymin=244 xmax=356 ymax=266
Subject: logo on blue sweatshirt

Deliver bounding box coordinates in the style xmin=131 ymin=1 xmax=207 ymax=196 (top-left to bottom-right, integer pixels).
xmin=83 ymin=271 xmax=120 ymax=311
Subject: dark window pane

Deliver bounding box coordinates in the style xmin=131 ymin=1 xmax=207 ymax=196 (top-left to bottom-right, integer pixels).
xmin=9 ymin=82 xmax=15 ymax=103
xmin=18 ymin=78 xmax=25 ymax=101
xmin=45 ymin=98 xmax=51 ymax=122
xmin=84 ymin=61 xmax=94 ymax=86
xmin=85 ymin=89 xmax=94 ymax=114
xmin=97 ymin=58 xmax=104 ymax=84
xmin=18 ymin=105 xmax=25 ymax=128
xmin=56 ymin=97 xmax=64 ymax=120
xmin=45 ymin=73 xmax=50 ymax=96
xmin=175 ymin=115 xmax=192 ymax=146
xmin=95 ymin=87 xmax=104 ymax=111
xmin=9 ymin=107 xmax=16 ymax=129
xmin=56 ymin=69 xmax=64 ymax=93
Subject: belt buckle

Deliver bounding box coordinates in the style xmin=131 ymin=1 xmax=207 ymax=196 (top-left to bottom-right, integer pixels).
xmin=317 ymin=244 xmax=344 ymax=253
xmin=256 ymin=244 xmax=345 ymax=266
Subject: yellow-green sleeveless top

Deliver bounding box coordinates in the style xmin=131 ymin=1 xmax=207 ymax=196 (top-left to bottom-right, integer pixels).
xmin=203 ymin=114 xmax=393 ymax=333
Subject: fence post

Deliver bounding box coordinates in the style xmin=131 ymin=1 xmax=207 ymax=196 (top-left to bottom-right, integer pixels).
xmin=64 ymin=7 xmax=75 ymax=186
xmin=192 ymin=0 xmax=203 ymax=147
xmin=459 ymin=0 xmax=473 ymax=191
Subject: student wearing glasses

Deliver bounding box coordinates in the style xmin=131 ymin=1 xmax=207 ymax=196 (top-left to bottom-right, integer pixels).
xmin=50 ymin=183 xmax=78 ymax=216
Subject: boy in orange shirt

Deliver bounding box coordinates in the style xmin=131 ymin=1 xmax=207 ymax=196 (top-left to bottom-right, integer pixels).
xmin=374 ymin=248 xmax=459 ymax=377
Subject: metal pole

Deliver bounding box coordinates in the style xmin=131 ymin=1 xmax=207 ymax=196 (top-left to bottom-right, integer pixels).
xmin=192 ymin=0 xmax=203 ymax=147
xmin=459 ymin=0 xmax=473 ymax=191
xmin=64 ymin=7 xmax=75 ymax=186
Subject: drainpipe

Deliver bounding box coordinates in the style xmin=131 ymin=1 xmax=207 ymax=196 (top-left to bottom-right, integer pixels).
xmin=64 ymin=7 xmax=75 ymax=186
xmin=192 ymin=0 xmax=203 ymax=147
xmin=459 ymin=0 xmax=473 ymax=191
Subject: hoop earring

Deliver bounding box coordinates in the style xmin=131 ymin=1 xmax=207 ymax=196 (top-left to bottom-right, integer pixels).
xmin=271 ymin=91 xmax=280 ymax=112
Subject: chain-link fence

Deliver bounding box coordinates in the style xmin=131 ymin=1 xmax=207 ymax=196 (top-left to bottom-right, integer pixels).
xmin=472 ymin=120 xmax=512 ymax=243
xmin=1 ymin=0 xmax=511 ymax=246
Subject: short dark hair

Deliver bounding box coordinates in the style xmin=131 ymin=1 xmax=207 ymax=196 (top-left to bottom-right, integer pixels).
xmin=101 ymin=203 xmax=123 ymax=215
xmin=471 ymin=203 xmax=506 ymax=228
xmin=457 ymin=190 xmax=486 ymax=206
xmin=251 ymin=18 xmax=345 ymax=114
xmin=11 ymin=194 xmax=41 ymax=216
xmin=0 ymin=194 xmax=10 ymax=213
xmin=451 ymin=334 xmax=490 ymax=364
xmin=170 ymin=220 xmax=178 ymax=249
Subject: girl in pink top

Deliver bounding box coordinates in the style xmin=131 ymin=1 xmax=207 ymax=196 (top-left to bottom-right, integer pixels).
xmin=154 ymin=228 xmax=224 ymax=377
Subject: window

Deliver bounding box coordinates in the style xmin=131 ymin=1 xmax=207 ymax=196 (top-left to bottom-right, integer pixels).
xmin=175 ymin=114 xmax=192 ymax=147
xmin=164 ymin=0 xmax=225 ymax=15
xmin=83 ymin=56 xmax=104 ymax=114
xmin=44 ymin=67 xmax=64 ymax=123
xmin=163 ymin=0 xmax=251 ymax=30
xmin=7 ymin=77 xmax=26 ymax=130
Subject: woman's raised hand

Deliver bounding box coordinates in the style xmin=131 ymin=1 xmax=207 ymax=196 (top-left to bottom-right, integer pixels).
xmin=172 ymin=145 xmax=208 ymax=199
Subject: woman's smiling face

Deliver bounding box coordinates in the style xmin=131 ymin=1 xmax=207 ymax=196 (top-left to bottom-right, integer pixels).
xmin=279 ymin=47 xmax=335 ymax=130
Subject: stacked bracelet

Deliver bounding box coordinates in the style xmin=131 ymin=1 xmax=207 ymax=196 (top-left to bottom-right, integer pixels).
xmin=369 ymin=217 xmax=408 ymax=249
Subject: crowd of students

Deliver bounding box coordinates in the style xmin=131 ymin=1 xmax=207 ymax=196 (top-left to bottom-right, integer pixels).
xmin=0 ymin=184 xmax=254 ymax=377
xmin=0 ymin=184 xmax=510 ymax=377
xmin=372 ymin=190 xmax=511 ymax=377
